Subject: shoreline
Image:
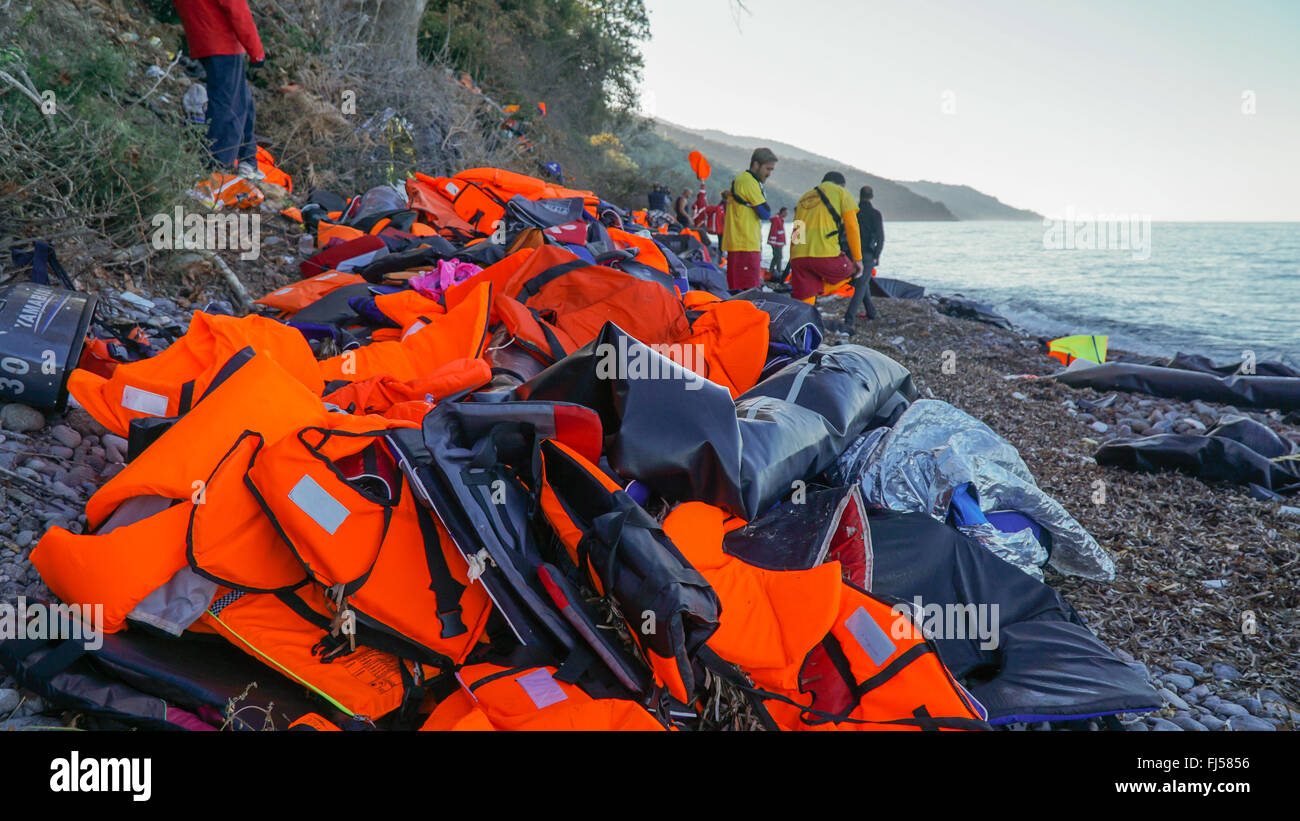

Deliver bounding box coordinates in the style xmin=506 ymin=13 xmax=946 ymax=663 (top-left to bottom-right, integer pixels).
xmin=821 ymin=288 xmax=1299 ymax=729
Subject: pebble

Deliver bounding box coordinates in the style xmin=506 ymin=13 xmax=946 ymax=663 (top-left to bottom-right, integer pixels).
xmin=1201 ymin=579 xmax=1227 ymax=589
xmin=1176 ymin=417 xmax=1207 ymax=434
xmin=63 ymin=408 xmax=105 ymax=437
xmin=1170 ymin=715 xmax=1208 ymax=731
xmin=1236 ymin=697 xmax=1263 ymax=716
xmin=1226 ymin=715 xmax=1275 ymax=731
xmin=1090 ymin=421 xmax=1109 ymax=433
xmin=1125 ymin=720 xmax=1148 ymax=731
xmin=0 ymin=403 xmax=44 ymax=433
xmin=1158 ymin=687 xmax=1190 ymax=711
xmin=1171 ymin=660 xmax=1205 ymax=677
xmin=1163 ymin=673 xmax=1196 ymax=691
xmin=1011 ymin=392 xmax=1028 ymax=401
xmin=0 ymin=688 xmax=19 ymax=715
xmin=1199 ymin=714 xmax=1226 ymax=731
xmin=49 ymin=445 xmax=75 ymax=459
xmin=1147 ymin=717 xmax=1183 ymax=731
xmin=102 ymin=433 xmax=128 ymax=464
xmin=13 ymin=531 xmax=34 ymax=549
xmin=1151 ymin=419 xmax=1175 ymax=434
xmin=49 ymin=481 xmax=79 ymax=501
xmin=49 ymin=424 xmax=82 ymax=448
xmin=1212 ymin=662 xmax=1242 ymax=681
xmin=1212 ymin=701 xmax=1250 ymax=719
xmin=1262 ymin=702 xmax=1292 ymax=722
xmin=1259 ymin=689 xmax=1288 ymax=705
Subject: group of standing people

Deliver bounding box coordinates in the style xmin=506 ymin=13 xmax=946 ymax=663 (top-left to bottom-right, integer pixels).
xmin=682 ymin=148 xmax=886 ymax=332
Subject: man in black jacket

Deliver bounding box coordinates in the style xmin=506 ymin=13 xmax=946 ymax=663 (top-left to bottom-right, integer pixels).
xmin=842 ymin=185 xmax=884 ymax=327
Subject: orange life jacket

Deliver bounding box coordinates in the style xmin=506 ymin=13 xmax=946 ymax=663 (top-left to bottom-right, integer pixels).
xmin=405 ymin=173 xmax=479 ymax=239
xmin=67 ymin=312 xmax=323 ymax=437
xmin=662 ymin=502 xmax=989 ymax=731
xmin=323 ymin=359 xmax=490 ymax=415
xmin=421 ymin=660 xmax=666 ymax=731
xmin=318 ymin=281 xmax=491 ymax=384
xmin=608 ymin=227 xmax=671 ymax=274
xmin=255 ymin=271 xmax=365 ymax=315
xmin=495 ymin=245 xmax=693 ymax=368
xmin=37 ymin=354 xmax=406 ymax=634
xmin=255 ymin=146 xmax=293 ymax=192
xmin=200 ymin=585 xmax=416 ymax=721
xmin=243 ymin=425 xmax=492 ymax=666
xmin=675 ymin=297 xmax=770 ymax=397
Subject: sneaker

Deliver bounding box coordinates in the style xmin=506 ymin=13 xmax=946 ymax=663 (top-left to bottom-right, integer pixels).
xmin=235 ymin=160 xmax=266 ymax=181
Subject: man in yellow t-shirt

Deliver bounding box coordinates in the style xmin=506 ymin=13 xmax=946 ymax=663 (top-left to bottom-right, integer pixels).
xmin=788 ymin=171 xmax=863 ymax=307
xmin=722 ymin=147 xmax=777 ymax=290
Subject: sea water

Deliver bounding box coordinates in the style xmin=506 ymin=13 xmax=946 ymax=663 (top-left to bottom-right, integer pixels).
xmin=820 ymin=221 xmax=1300 ymax=367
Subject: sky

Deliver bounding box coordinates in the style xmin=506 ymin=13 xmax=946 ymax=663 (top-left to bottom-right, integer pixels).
xmin=638 ymin=0 xmax=1300 ymax=221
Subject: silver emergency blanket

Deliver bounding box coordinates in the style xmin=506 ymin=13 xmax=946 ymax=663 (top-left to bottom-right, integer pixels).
xmin=829 ymin=399 xmax=1115 ymax=581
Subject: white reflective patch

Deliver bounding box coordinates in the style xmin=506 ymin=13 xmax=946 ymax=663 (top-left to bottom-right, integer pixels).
xmin=401 ymin=319 xmax=427 ymax=340
xmin=287 ymin=474 xmax=350 ymax=535
xmin=272 ymin=287 xmax=292 ymax=296
xmin=516 ymin=668 xmax=567 ymax=710
xmin=120 ymin=385 xmax=169 ymax=417
xmin=846 ymin=607 xmax=896 ymax=667
xmin=320 ymin=273 xmax=338 ymax=280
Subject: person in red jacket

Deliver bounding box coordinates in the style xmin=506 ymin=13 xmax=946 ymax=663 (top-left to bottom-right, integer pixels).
xmin=767 ymin=206 xmax=788 ymax=285
xmin=174 ymin=0 xmax=266 ymax=179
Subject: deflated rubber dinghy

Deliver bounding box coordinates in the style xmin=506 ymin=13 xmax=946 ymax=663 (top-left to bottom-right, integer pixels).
xmin=1055 ymin=359 xmax=1300 ymax=412
xmin=519 ymin=323 xmax=916 ymax=519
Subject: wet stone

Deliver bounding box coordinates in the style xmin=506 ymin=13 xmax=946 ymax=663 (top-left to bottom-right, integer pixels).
xmin=1212 ymin=662 xmax=1242 ymax=681
xmin=49 ymin=425 xmax=81 ymax=448
xmin=1158 ymin=687 xmax=1189 ymax=711
xmin=1226 ymin=715 xmax=1275 ymax=732
xmin=1170 ymin=715 xmax=1208 ymax=732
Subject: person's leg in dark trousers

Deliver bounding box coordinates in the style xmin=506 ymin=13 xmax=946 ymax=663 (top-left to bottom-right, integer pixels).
xmin=237 ymin=63 xmax=257 ymax=164
xmin=769 ymin=244 xmax=784 ymax=283
xmin=843 ymin=265 xmax=879 ymax=328
xmin=847 ymin=265 xmax=878 ymax=326
xmin=200 ymin=54 xmax=251 ymax=169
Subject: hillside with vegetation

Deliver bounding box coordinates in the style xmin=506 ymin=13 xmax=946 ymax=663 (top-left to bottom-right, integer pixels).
xmin=652 ymin=120 xmax=958 ymax=220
